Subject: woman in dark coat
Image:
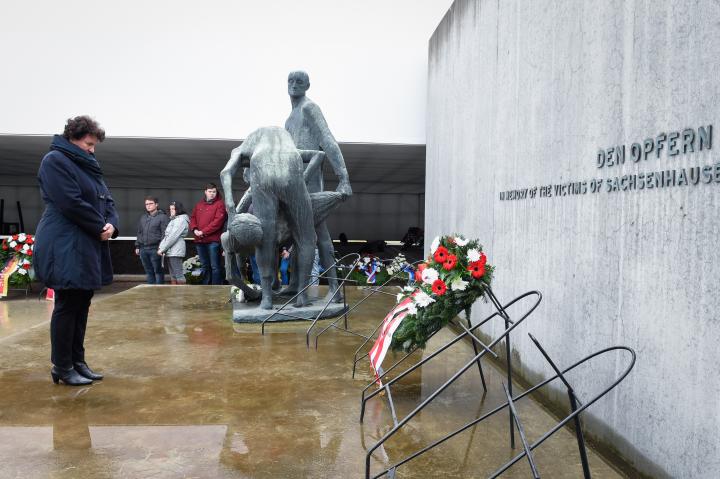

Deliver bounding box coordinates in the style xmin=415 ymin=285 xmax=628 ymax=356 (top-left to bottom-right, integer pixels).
xmin=34 ymin=116 xmax=119 ymax=386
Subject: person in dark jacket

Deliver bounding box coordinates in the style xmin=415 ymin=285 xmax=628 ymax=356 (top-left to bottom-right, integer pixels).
xmin=134 ymin=197 xmax=169 ymax=284
xmin=34 ymin=115 xmax=119 ymax=386
xmin=189 ymin=183 xmax=227 ymax=285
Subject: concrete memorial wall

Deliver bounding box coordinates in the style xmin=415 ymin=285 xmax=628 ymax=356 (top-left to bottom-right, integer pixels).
xmin=426 ymin=0 xmax=719 ymax=477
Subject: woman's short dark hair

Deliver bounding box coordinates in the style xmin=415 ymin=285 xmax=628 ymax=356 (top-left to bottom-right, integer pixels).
xmin=169 ymin=201 xmax=186 ymax=216
xmin=63 ymin=115 xmax=106 ymax=142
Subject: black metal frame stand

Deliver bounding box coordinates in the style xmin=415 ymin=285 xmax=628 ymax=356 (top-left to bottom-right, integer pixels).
xmin=306 ymin=260 xmax=424 ymax=350
xmin=360 ymin=288 xmax=543 ymax=479
xmin=260 ymin=253 xmax=361 ymax=339
xmin=359 ymin=285 xmax=636 ymax=478
xmin=488 ymin=341 xmax=635 ymax=478
xmin=308 ymin=259 xmax=426 ymax=350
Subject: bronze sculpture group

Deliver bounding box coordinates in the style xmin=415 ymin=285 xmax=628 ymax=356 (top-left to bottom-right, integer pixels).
xmin=220 ymin=71 xmax=351 ymax=311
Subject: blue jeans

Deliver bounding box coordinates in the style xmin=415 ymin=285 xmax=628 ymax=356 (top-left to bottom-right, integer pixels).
xmin=249 ymin=255 xmax=261 ymax=285
xmin=280 ymin=257 xmax=290 ymax=285
xmin=196 ymin=242 xmax=223 ymax=285
xmin=139 ymin=246 xmax=164 ymax=284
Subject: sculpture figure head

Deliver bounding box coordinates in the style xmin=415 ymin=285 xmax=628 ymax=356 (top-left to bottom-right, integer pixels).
xmin=228 ymin=213 xmax=264 ymax=248
xmin=288 ymin=70 xmax=310 ymax=99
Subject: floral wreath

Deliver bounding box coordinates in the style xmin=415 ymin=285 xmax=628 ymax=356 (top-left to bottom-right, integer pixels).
xmin=390 ymin=235 xmax=493 ymax=352
xmin=0 ymin=233 xmax=35 ymax=288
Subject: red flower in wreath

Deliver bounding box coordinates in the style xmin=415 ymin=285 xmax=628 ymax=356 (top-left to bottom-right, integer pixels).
xmin=478 ymin=252 xmax=487 ymax=266
xmin=14 ymin=245 xmax=22 ymax=252
xmin=26 ymin=250 xmax=33 ymax=256
xmin=22 ymin=263 xmax=31 ymax=270
xmin=432 ymin=279 xmax=447 ymax=296
xmin=442 ymin=254 xmax=457 ymax=271
xmin=26 ymin=237 xmax=34 ymax=245
xmin=11 ymin=234 xmax=18 ymax=241
xmin=1 ymin=241 xmax=7 ymax=251
xmin=415 ymin=263 xmax=428 ymax=282
xmin=433 ymin=245 xmax=449 ymax=263
xmin=468 ymin=260 xmax=485 ymax=279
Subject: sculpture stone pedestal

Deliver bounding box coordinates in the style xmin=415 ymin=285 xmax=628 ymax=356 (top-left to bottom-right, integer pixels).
xmin=232 ymin=291 xmax=347 ymax=323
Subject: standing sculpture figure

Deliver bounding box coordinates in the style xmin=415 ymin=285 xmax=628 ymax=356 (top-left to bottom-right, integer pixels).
xmin=285 ymin=70 xmax=352 ymax=302
xmin=221 ymin=127 xmax=316 ymax=309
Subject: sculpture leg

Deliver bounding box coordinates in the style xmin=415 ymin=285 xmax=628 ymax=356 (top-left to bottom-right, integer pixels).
xmin=281 ymin=183 xmax=316 ymax=308
xmin=221 ymin=231 xmax=260 ymax=301
xmin=251 ymin=188 xmax=279 ymax=310
xmin=316 ymin=221 xmax=342 ymax=303
xmin=221 ymin=232 xmax=234 ymax=284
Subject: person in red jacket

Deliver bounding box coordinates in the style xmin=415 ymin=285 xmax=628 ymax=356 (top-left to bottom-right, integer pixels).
xmin=189 ymin=183 xmax=228 ymax=284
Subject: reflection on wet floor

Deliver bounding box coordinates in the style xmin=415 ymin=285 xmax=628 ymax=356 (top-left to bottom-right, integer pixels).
xmin=0 ymin=285 xmax=625 ymax=478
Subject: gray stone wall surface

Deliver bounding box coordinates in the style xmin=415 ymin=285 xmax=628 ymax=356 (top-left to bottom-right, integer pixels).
xmin=426 ymin=1 xmax=719 ymax=477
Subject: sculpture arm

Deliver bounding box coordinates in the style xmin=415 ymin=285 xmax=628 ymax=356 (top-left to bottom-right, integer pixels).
xmin=220 ymin=145 xmax=248 ymax=215
xmin=306 ymin=104 xmax=352 ymax=197
xmin=298 ymin=150 xmax=326 ymax=183
xmin=236 ymin=189 xmax=252 ymax=214
xmin=298 ymin=149 xmax=323 ymax=163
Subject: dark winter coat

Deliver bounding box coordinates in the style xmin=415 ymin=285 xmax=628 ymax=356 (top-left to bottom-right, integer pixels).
xmin=189 ymin=197 xmax=227 ymax=243
xmin=34 ymin=135 xmax=119 ymax=290
xmin=135 ymin=210 xmax=169 ymax=248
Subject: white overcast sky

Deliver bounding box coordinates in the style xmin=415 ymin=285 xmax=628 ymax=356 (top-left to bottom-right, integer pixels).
xmin=0 ymin=0 xmax=453 ymax=143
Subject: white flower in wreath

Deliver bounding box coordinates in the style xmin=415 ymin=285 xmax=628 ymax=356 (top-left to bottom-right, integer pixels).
xmin=403 ymin=286 xmax=415 ymax=293
xmin=450 ymin=277 xmax=468 ymax=291
xmin=430 ymin=236 xmax=440 ymax=254
xmin=22 ymin=244 xmax=30 ymax=252
xmin=18 ymin=233 xmax=26 ymax=242
xmin=467 ymin=248 xmax=481 ymax=263
xmin=183 ymin=255 xmax=202 ymax=274
xmin=396 ymin=293 xmax=404 ymax=303
xmin=230 ymin=286 xmax=247 ymax=303
xmin=454 ymin=236 xmax=469 ymax=246
xmin=421 ymin=267 xmax=439 ymax=285
xmin=17 ymin=268 xmax=27 ymax=275
xmin=407 ymin=302 xmax=418 ymax=316
xmin=9 ymin=241 xmax=17 ymax=248
xmin=414 ymin=290 xmax=435 ymax=308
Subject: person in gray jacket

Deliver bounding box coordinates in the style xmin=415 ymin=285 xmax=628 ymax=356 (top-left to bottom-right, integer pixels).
xmin=135 ymin=196 xmax=169 ymax=284
xmin=158 ymin=201 xmax=190 ymax=284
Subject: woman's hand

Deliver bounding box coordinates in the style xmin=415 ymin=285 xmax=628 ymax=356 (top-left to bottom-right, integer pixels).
xmin=100 ymin=223 xmax=115 ymax=241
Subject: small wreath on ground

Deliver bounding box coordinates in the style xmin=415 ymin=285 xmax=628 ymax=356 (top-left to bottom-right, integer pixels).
xmin=390 ymin=235 xmax=493 ymax=352
xmin=0 ymin=234 xmax=35 ymax=290
xmin=183 ymin=255 xmax=204 ymax=284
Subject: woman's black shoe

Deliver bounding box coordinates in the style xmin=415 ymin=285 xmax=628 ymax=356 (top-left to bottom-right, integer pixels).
xmin=51 ymin=366 xmax=93 ymax=386
xmin=73 ymin=362 xmax=104 ymax=381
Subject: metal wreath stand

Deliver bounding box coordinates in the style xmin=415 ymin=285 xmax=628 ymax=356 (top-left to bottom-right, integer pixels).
xmin=261 ymin=254 xmax=427 ymax=350
xmin=355 ymin=286 xmax=636 ymax=479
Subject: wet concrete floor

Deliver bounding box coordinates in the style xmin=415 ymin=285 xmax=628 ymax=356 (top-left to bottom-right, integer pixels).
xmin=0 ymin=285 xmax=626 ymax=478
